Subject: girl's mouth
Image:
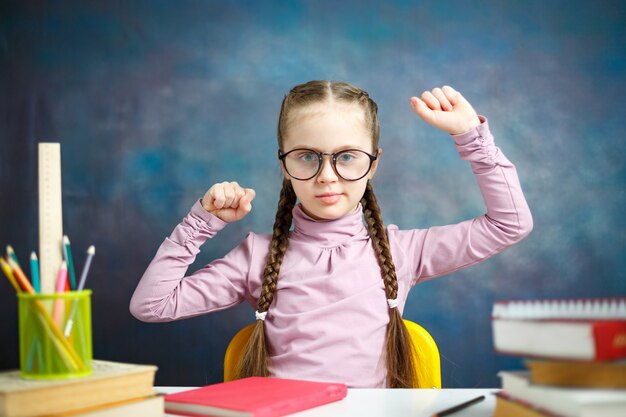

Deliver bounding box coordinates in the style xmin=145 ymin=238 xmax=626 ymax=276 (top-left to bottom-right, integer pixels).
xmin=316 ymin=193 xmax=342 ymax=205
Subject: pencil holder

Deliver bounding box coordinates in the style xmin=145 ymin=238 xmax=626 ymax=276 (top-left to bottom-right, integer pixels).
xmin=18 ymin=290 xmax=93 ymax=379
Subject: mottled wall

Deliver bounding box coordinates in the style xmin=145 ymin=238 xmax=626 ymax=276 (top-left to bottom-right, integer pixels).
xmin=1 ymin=0 xmax=625 ymax=387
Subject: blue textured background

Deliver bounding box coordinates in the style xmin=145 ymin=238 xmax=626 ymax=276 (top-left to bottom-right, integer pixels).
xmin=1 ymin=0 xmax=625 ymax=387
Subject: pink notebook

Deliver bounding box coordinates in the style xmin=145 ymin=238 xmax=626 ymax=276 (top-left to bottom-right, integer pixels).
xmin=164 ymin=377 xmax=348 ymax=417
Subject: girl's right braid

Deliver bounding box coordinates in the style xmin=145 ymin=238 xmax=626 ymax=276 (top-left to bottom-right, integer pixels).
xmin=361 ymin=182 xmax=399 ymax=300
xmin=361 ymin=181 xmax=417 ymax=388
xmin=237 ymin=179 xmax=297 ymax=378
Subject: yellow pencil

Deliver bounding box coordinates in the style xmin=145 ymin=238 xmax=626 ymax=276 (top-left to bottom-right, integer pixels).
xmin=0 ymin=257 xmax=21 ymax=292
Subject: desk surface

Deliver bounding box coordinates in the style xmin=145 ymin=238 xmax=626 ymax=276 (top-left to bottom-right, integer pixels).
xmin=157 ymin=387 xmax=499 ymax=417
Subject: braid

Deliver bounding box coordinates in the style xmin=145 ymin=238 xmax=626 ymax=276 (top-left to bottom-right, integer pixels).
xmin=361 ymin=183 xmax=399 ymax=299
xmin=237 ymin=179 xmax=297 ymax=378
xmin=361 ymin=181 xmax=417 ymax=388
xmin=258 ymin=179 xmax=297 ymax=312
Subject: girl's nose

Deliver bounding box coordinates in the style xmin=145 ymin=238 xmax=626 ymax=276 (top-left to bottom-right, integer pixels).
xmin=316 ymin=156 xmax=339 ymax=183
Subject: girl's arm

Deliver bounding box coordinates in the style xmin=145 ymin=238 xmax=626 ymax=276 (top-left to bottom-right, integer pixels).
xmin=129 ymin=182 xmax=257 ymax=322
xmin=390 ymin=86 xmax=533 ymax=283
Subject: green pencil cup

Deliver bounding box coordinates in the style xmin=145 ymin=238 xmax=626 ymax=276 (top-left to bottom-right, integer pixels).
xmin=18 ymin=290 xmax=93 ymax=379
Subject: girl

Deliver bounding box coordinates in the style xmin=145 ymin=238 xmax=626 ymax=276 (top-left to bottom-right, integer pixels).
xmin=130 ymin=80 xmax=532 ymax=388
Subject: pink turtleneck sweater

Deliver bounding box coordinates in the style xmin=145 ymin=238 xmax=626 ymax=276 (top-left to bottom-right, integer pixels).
xmin=130 ymin=117 xmax=532 ymax=387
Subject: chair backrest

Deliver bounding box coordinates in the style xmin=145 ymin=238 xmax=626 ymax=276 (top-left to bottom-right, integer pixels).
xmin=223 ymin=319 xmax=441 ymax=388
xmin=223 ymin=323 xmax=255 ymax=382
xmin=403 ymin=319 xmax=442 ymax=388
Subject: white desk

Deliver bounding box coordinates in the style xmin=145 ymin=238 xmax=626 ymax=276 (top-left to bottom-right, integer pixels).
xmin=157 ymin=387 xmax=498 ymax=417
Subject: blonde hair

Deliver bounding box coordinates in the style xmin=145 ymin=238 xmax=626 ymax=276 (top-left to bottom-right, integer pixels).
xmin=237 ymin=80 xmax=417 ymax=388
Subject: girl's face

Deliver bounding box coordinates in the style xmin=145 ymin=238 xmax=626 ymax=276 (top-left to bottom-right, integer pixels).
xmin=281 ymin=102 xmax=382 ymax=220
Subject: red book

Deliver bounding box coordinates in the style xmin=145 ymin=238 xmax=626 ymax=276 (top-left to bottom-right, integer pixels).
xmin=491 ymin=298 xmax=626 ymax=361
xmin=164 ymin=377 xmax=347 ymax=417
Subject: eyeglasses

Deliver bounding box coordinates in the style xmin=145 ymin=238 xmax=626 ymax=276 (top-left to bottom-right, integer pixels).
xmin=278 ymin=148 xmax=378 ymax=181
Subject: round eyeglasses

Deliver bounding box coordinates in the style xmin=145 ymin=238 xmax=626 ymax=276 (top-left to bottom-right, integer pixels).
xmin=278 ymin=148 xmax=379 ymax=181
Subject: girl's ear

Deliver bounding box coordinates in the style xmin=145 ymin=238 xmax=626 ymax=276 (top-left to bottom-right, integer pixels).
xmin=368 ymin=148 xmax=383 ymax=179
xmin=278 ymin=155 xmax=290 ymax=180
xmin=280 ymin=163 xmax=290 ymax=180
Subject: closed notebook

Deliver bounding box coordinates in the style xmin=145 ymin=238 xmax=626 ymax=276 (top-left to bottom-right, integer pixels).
xmin=491 ymin=298 xmax=626 ymax=361
xmin=164 ymin=377 xmax=347 ymax=417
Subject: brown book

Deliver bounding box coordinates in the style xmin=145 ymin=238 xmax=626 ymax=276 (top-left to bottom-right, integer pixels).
xmin=0 ymin=360 xmax=157 ymax=417
xmin=526 ymin=359 xmax=626 ymax=388
xmin=42 ymin=394 xmax=163 ymax=417
xmin=493 ymin=393 xmax=560 ymax=417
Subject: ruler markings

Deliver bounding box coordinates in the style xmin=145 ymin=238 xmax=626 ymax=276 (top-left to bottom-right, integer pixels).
xmin=38 ymin=143 xmax=64 ymax=294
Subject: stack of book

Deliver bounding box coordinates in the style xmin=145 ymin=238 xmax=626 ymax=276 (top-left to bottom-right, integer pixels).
xmin=491 ymin=297 xmax=626 ymax=417
xmin=0 ymin=360 xmax=162 ymax=417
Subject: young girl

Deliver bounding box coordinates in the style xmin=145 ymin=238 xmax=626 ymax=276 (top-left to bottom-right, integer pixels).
xmin=130 ymin=80 xmax=532 ymax=388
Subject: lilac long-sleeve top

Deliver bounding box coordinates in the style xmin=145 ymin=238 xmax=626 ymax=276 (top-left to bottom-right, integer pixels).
xmin=130 ymin=116 xmax=533 ymax=387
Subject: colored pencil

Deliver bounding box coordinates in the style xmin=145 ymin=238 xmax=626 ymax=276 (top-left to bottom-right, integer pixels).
xmin=6 ymin=245 xmax=20 ymax=267
xmin=63 ymin=236 xmax=77 ymax=290
xmin=30 ymin=252 xmax=40 ymax=293
xmin=53 ymin=261 xmax=68 ymax=326
xmin=77 ymin=245 xmax=95 ymax=291
xmin=0 ymin=257 xmax=21 ymax=292
xmin=64 ymin=245 xmax=95 ymax=337
xmin=7 ymin=258 xmax=35 ymax=294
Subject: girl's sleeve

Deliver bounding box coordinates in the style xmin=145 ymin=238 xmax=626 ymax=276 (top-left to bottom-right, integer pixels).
xmin=390 ymin=115 xmax=533 ymax=285
xmin=129 ymin=200 xmax=254 ymax=322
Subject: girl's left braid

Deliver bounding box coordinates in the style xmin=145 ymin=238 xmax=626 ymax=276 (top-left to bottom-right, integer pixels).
xmin=258 ymin=180 xmax=297 ymax=312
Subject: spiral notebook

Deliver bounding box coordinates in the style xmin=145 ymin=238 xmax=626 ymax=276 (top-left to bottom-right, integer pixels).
xmin=492 ymin=297 xmax=626 ymax=320
xmin=491 ymin=297 xmax=626 ymax=361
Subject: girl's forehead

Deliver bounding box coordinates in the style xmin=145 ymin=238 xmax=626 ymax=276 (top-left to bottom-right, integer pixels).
xmin=284 ymin=103 xmax=371 ymax=149
xmin=290 ymin=101 xmax=365 ymax=122
xmin=284 ymin=103 xmax=371 ymax=140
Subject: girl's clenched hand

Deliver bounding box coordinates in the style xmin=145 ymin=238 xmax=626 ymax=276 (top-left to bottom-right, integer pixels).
xmin=201 ymin=181 xmax=256 ymax=223
xmin=410 ymin=86 xmax=481 ymax=135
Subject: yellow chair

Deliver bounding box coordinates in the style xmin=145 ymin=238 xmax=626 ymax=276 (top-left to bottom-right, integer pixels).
xmin=403 ymin=319 xmax=442 ymax=388
xmin=224 ymin=319 xmax=441 ymax=388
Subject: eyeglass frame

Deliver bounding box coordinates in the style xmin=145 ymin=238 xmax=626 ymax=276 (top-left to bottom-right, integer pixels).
xmin=277 ymin=147 xmax=379 ymax=181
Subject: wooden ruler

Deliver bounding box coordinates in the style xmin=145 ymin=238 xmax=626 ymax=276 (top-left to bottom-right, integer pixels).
xmin=38 ymin=143 xmax=63 ymax=294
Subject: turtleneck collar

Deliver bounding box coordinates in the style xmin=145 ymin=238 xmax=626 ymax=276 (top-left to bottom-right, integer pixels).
xmin=291 ymin=202 xmax=370 ymax=247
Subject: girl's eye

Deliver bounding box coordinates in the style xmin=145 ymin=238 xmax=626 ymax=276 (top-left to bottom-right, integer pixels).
xmin=297 ymin=152 xmax=317 ymax=162
xmin=337 ymin=153 xmax=355 ymax=162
